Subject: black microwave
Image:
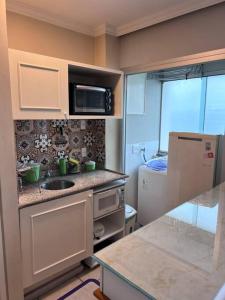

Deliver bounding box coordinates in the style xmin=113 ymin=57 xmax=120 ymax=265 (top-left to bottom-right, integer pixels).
xmin=69 ymin=83 xmax=114 ymax=115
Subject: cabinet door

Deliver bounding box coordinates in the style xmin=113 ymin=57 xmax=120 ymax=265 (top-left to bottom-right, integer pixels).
xmin=9 ymin=49 xmax=69 ymax=120
xmin=20 ymin=191 xmax=93 ymax=288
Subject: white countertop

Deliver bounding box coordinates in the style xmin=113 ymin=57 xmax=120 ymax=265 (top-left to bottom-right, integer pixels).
xmin=19 ymin=169 xmax=127 ymax=208
xmin=95 ymin=182 xmax=225 ymax=299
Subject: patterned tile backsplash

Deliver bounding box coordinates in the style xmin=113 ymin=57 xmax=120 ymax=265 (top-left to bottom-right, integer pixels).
xmin=15 ymin=119 xmax=105 ymax=171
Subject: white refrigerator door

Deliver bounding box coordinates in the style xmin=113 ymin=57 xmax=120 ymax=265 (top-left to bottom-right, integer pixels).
xmin=168 ymin=132 xmax=217 ymax=206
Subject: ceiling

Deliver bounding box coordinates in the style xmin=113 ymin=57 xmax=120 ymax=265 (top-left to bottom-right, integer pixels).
xmin=6 ymin=0 xmax=225 ymax=36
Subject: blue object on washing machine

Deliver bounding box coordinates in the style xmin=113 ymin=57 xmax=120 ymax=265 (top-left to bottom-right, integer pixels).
xmin=146 ymin=159 xmax=167 ymax=171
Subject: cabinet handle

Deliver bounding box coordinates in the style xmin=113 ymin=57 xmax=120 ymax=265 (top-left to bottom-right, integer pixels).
xmin=88 ymin=194 xmax=92 ymax=198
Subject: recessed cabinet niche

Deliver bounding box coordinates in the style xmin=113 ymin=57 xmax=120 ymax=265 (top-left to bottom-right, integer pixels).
xmin=68 ymin=64 xmax=123 ymax=119
xmin=9 ymin=49 xmax=124 ymax=120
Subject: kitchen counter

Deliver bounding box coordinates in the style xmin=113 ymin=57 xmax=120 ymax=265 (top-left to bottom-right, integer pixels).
xmin=95 ymin=182 xmax=225 ymax=300
xmin=19 ymin=169 xmax=127 ymax=208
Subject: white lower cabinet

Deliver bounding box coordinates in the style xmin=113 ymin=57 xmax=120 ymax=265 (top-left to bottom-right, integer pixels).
xmin=20 ymin=190 xmax=93 ymax=288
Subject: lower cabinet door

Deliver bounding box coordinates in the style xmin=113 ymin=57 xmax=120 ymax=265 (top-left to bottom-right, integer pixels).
xmin=20 ymin=190 xmax=93 ymax=288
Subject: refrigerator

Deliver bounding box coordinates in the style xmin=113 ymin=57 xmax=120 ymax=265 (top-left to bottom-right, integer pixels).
xmin=167 ymin=132 xmax=219 ymax=207
xmin=138 ymin=132 xmax=224 ymax=225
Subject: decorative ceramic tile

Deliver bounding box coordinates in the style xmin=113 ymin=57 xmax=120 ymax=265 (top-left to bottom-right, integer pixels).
xmin=55 ymin=150 xmax=69 ymax=160
xmin=52 ymin=133 xmax=69 ymax=151
xmin=69 ymin=133 xmax=81 ymax=148
xmin=51 ymin=120 xmax=68 ymax=128
xmin=68 ymin=120 xmax=82 ymax=132
xmin=15 ymin=120 xmax=34 ymax=136
xmin=20 ymin=154 xmax=34 ymax=164
xmin=83 ymin=131 xmax=96 ymax=147
xmin=34 ymin=120 xmax=49 ymax=133
xmin=35 ymin=134 xmax=52 ymax=153
xmin=15 ymin=119 xmax=105 ymax=171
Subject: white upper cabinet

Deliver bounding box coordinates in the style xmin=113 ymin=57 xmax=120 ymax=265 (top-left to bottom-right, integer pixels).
xmin=9 ymin=49 xmax=69 ymax=120
xmin=9 ymin=49 xmax=124 ymax=120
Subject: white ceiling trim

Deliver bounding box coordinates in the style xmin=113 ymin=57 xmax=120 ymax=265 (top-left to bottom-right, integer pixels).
xmin=6 ymin=0 xmax=225 ymax=37
xmin=122 ymin=48 xmax=225 ymax=74
xmin=117 ymin=0 xmax=225 ymax=36
xmin=6 ymin=0 xmax=95 ymax=36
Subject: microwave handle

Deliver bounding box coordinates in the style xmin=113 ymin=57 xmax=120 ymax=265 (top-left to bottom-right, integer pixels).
xmin=76 ymin=85 xmax=106 ymax=92
xmin=117 ymin=188 xmax=124 ymax=200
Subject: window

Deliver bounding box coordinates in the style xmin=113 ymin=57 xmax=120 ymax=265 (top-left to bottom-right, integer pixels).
xmin=204 ymin=75 xmax=225 ymax=134
xmin=160 ymin=75 xmax=225 ymax=151
xmin=160 ymin=79 xmax=202 ymax=151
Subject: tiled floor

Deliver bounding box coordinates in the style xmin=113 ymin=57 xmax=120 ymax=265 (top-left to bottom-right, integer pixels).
xmin=40 ymin=266 xmax=100 ymax=300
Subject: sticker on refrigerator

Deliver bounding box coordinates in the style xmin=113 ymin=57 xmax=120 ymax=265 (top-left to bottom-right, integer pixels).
xmin=205 ymin=142 xmax=211 ymax=151
xmin=203 ymin=152 xmax=214 ymax=159
xmin=208 ymin=152 xmax=214 ymax=158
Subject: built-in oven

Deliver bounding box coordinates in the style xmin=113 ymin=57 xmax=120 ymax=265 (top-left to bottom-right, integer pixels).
xmin=69 ymin=83 xmax=113 ymax=115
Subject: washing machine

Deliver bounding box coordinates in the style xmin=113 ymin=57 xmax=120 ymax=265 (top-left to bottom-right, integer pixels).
xmin=138 ymin=161 xmax=170 ymax=225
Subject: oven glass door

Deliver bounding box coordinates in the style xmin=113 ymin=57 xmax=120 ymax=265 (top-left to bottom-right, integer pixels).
xmin=94 ymin=188 xmax=119 ymax=218
xmin=75 ymin=85 xmax=106 ymax=113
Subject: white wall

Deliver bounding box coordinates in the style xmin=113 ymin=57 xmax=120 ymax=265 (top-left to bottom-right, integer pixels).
xmin=125 ymin=79 xmax=161 ymax=208
xmin=119 ymin=3 xmax=225 ymax=70
xmin=7 ymin=11 xmax=95 ymax=64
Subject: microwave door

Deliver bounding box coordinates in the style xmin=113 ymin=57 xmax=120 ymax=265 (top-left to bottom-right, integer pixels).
xmin=94 ymin=188 xmax=120 ymax=218
xmin=76 ymin=85 xmax=106 ymax=114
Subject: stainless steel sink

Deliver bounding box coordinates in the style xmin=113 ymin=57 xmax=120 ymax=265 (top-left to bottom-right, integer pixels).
xmin=41 ymin=179 xmax=75 ymax=190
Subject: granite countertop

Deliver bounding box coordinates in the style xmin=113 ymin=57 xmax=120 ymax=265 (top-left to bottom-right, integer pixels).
xmin=95 ymin=182 xmax=225 ymax=300
xmin=19 ymin=169 xmax=128 ymax=208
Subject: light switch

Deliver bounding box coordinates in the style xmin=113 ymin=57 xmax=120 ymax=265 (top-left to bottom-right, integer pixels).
xmin=80 ymin=120 xmax=86 ymax=130
xmin=81 ymin=147 xmax=87 ymax=157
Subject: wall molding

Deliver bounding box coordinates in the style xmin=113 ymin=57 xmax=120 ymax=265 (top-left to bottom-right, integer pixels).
xmin=94 ymin=24 xmax=116 ymax=37
xmin=122 ymin=48 xmax=225 ymax=74
xmin=6 ymin=0 xmax=225 ymax=37
xmin=117 ymin=0 xmax=225 ymax=36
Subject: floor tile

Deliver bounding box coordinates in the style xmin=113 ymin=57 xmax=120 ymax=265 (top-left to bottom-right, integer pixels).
xmin=65 ymin=282 xmax=99 ymax=300
xmin=40 ymin=277 xmax=81 ymax=300
xmin=78 ymin=266 xmax=101 ymax=282
xmin=40 ymin=267 xmax=101 ymax=300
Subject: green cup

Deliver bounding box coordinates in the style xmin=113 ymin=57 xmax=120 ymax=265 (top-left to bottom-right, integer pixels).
xmin=85 ymin=161 xmax=96 ymax=172
xmin=24 ymin=163 xmax=41 ymax=183
xmin=59 ymin=158 xmax=68 ymax=176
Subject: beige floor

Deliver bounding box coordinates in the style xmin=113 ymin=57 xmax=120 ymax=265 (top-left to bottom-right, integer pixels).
xmin=40 ymin=266 xmax=100 ymax=300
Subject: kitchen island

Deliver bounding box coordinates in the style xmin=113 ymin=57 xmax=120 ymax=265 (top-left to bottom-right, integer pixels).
xmin=95 ymin=182 xmax=225 ymax=300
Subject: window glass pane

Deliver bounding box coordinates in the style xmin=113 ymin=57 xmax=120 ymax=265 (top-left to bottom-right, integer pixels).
xmin=160 ymin=79 xmax=202 ymax=151
xmin=204 ymin=75 xmax=225 ymax=134
xmin=127 ymin=73 xmax=146 ymax=115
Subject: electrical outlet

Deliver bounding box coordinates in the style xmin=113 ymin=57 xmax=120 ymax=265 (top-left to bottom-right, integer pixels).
xmin=80 ymin=120 xmax=86 ymax=130
xmin=81 ymin=147 xmax=87 ymax=157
